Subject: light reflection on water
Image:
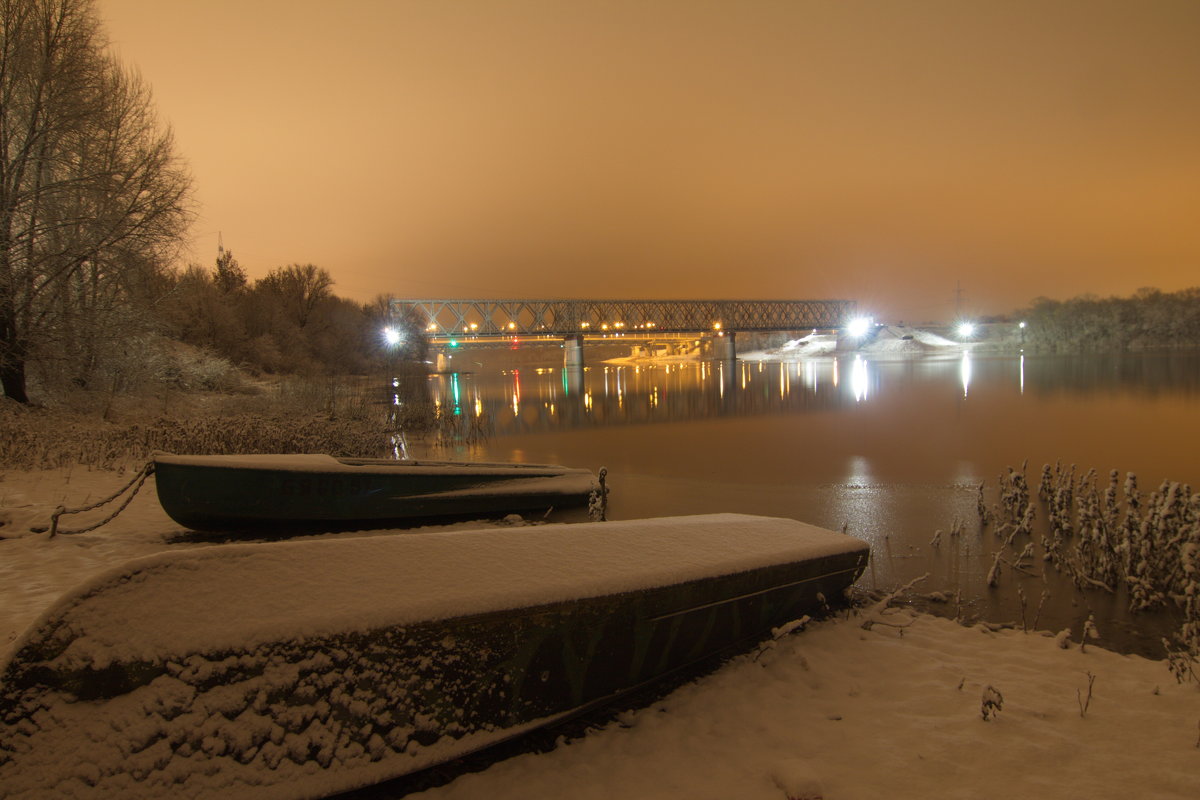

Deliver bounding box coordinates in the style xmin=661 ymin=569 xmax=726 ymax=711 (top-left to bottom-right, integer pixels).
xmin=413 ymin=345 xmax=1200 ymax=655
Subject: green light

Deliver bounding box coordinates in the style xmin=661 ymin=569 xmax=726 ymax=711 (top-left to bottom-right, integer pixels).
xmin=448 ymin=339 xmax=459 ymax=348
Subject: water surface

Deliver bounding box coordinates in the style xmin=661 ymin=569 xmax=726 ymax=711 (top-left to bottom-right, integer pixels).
xmin=414 ymin=344 xmax=1200 ymax=655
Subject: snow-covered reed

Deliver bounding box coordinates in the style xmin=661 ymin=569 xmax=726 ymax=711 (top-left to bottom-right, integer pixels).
xmin=985 ymin=462 xmax=1200 ymax=681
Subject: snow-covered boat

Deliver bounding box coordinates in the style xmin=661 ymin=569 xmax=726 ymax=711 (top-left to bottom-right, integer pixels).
xmin=152 ymin=453 xmax=598 ymax=531
xmin=0 ymin=513 xmax=868 ymax=799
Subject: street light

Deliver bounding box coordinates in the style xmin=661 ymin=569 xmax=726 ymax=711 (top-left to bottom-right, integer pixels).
xmin=382 ymin=327 xmax=402 ymax=347
xmin=846 ymin=316 xmax=873 ymax=338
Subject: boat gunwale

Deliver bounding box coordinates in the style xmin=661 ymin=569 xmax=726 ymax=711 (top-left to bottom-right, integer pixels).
xmin=153 ymin=453 xmax=591 ymax=477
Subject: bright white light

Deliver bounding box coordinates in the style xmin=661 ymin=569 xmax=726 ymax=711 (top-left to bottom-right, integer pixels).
xmin=851 ymin=355 xmax=869 ymax=401
xmin=846 ymin=316 xmax=873 ymax=338
xmin=382 ymin=327 xmax=402 ymax=346
xmin=957 ymin=321 xmax=976 ymax=338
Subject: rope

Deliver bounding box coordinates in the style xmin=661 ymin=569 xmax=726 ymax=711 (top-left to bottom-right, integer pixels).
xmin=46 ymin=461 xmax=157 ymax=537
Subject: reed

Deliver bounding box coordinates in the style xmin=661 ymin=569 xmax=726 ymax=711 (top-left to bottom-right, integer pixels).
xmin=985 ymin=462 xmax=1200 ymax=680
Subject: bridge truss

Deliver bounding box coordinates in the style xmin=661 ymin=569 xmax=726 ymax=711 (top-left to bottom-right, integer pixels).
xmin=389 ymin=299 xmax=856 ymax=338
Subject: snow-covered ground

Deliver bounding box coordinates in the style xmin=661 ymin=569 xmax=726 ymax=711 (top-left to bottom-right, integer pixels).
xmin=415 ymin=610 xmax=1200 ymax=800
xmin=3 ymin=467 xmax=1199 ymax=799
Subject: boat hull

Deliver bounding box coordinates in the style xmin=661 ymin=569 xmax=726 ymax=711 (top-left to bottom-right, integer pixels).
xmin=0 ymin=514 xmax=868 ymax=799
xmin=153 ymin=454 xmax=597 ymax=531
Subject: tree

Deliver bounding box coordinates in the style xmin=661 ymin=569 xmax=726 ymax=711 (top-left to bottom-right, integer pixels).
xmin=255 ymin=263 xmax=333 ymax=330
xmin=213 ymin=246 xmax=246 ymax=294
xmin=0 ymin=0 xmax=191 ymax=402
xmin=159 ymin=264 xmax=245 ymax=356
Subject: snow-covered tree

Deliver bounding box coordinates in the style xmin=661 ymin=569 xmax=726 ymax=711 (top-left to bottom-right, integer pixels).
xmin=0 ymin=0 xmax=191 ymax=402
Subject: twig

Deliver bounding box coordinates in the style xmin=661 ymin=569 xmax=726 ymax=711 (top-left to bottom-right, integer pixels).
xmin=1075 ymin=573 xmax=1116 ymax=594
xmin=865 ymin=617 xmax=917 ymax=630
xmin=861 ymin=573 xmax=930 ymax=630
xmin=999 ymin=555 xmax=1042 ymax=578
xmin=1077 ymin=671 xmax=1096 ymax=718
xmin=1032 ymin=589 xmax=1049 ymax=630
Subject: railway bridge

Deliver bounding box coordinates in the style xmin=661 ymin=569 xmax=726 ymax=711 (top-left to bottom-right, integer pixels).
xmin=388 ymin=298 xmax=856 ymax=366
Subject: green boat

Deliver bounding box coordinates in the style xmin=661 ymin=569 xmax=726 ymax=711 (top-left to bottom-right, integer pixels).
xmin=0 ymin=513 xmax=868 ymax=799
xmin=153 ymin=453 xmax=598 ymax=531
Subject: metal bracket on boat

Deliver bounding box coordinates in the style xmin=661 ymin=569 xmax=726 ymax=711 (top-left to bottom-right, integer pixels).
xmin=36 ymin=460 xmax=157 ymax=538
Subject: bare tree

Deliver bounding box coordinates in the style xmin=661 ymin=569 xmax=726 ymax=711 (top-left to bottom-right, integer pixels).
xmin=0 ymin=0 xmax=191 ymax=402
xmin=255 ymin=263 xmax=334 ymax=330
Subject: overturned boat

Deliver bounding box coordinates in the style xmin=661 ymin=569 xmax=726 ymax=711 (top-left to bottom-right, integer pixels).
xmin=152 ymin=453 xmax=597 ymax=531
xmin=0 ymin=513 xmax=867 ymax=799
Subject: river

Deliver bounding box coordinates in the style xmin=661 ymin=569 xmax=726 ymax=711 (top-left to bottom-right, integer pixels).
xmin=405 ymin=341 xmax=1200 ymax=656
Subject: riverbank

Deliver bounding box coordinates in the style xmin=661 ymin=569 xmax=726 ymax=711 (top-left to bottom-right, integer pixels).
xmin=2 ymin=467 xmax=1197 ymax=799
xmin=411 ymin=608 xmax=1200 ymax=800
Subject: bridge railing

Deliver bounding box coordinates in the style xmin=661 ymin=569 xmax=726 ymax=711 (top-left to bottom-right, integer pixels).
xmin=389 ymin=299 xmax=856 ymax=337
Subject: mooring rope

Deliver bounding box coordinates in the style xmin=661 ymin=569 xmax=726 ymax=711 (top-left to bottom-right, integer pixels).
xmin=45 ymin=460 xmax=157 ymax=537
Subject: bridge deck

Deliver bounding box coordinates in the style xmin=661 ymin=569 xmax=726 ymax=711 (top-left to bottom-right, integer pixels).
xmin=390 ymin=299 xmax=855 ymax=337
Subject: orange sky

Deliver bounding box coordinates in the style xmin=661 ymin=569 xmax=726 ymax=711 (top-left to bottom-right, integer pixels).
xmin=98 ymin=0 xmax=1200 ymax=322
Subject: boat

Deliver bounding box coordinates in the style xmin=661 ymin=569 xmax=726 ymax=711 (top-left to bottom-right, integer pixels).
xmin=152 ymin=453 xmax=598 ymax=531
xmin=0 ymin=513 xmax=869 ymax=799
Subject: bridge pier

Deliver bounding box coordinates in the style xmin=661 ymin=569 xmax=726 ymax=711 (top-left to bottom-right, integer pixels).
xmin=564 ymin=334 xmax=585 ymax=370
xmin=713 ymin=331 xmax=737 ymax=361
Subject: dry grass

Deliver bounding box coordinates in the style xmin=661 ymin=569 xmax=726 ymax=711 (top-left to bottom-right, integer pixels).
xmin=0 ymin=373 xmax=445 ymax=471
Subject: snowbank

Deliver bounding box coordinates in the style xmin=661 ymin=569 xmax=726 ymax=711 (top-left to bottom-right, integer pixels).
xmin=414 ymin=610 xmax=1200 ymax=800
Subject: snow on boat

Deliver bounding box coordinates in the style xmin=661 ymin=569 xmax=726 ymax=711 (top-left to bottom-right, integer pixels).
xmin=152 ymin=453 xmax=598 ymax=531
xmin=0 ymin=513 xmax=867 ymax=800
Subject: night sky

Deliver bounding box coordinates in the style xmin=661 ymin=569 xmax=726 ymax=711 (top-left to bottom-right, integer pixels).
xmin=98 ymin=0 xmax=1200 ymax=322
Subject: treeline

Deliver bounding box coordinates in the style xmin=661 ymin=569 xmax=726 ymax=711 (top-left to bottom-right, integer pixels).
xmin=1019 ymin=287 xmax=1200 ymax=352
xmin=19 ymin=244 xmax=427 ymax=405
xmin=0 ymin=0 xmax=427 ymax=406
xmin=157 ymin=250 xmax=426 ymax=380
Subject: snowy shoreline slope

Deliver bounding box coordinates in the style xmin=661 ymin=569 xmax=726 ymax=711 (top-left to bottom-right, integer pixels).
xmin=3 ymin=469 xmax=1199 ymax=799
xmin=414 ymin=610 xmax=1200 ymax=800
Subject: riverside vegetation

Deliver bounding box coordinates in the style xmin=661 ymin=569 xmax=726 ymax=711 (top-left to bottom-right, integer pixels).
xmin=1015 ymin=287 xmax=1200 ymax=352
xmin=0 ymin=365 xmax=483 ymax=471
xmin=983 ymin=462 xmax=1200 ymax=682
